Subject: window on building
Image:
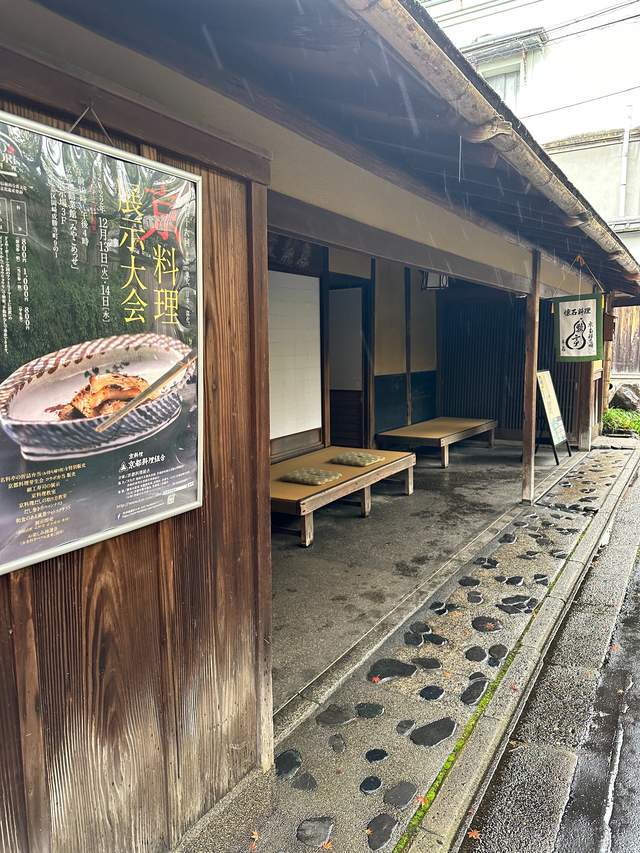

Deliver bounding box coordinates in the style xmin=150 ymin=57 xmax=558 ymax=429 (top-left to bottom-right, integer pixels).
xmin=483 ymin=68 xmax=520 ymax=110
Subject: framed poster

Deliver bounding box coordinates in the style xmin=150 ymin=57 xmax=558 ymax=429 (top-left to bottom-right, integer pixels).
xmin=554 ymin=293 xmax=603 ymax=362
xmin=0 ymin=110 xmax=203 ymax=575
xmin=536 ymin=370 xmax=571 ymax=463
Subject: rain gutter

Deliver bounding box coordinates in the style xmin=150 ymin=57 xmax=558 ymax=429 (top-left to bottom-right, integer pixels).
xmin=339 ymin=0 xmax=640 ymax=285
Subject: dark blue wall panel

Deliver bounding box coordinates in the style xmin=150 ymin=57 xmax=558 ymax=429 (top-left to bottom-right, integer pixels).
xmin=411 ymin=370 xmax=437 ymax=423
xmin=374 ymin=374 xmax=407 ymax=433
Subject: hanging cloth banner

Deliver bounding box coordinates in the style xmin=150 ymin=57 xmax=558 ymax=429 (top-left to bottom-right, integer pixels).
xmin=553 ymin=293 xmax=603 ymax=362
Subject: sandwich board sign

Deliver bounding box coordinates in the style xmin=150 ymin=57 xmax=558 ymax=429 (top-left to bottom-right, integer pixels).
xmin=536 ymin=370 xmax=571 ymax=464
xmin=554 ymin=293 xmax=603 ymax=362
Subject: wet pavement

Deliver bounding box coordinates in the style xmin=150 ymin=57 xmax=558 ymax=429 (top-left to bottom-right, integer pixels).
xmin=241 ymin=449 xmax=634 ymax=853
xmin=271 ymin=444 xmax=558 ymax=711
xmin=459 ymin=464 xmax=640 ymax=853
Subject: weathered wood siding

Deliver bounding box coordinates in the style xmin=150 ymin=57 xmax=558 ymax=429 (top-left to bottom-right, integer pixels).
xmin=612 ymin=306 xmax=640 ymax=375
xmin=0 ymin=99 xmax=271 ymax=853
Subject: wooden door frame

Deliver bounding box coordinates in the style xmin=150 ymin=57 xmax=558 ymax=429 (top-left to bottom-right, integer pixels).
xmin=327 ymin=272 xmax=373 ymax=448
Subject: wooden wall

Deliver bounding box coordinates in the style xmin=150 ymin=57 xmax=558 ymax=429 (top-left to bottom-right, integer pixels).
xmin=0 ymin=95 xmax=271 ymax=853
xmin=612 ymin=306 xmax=640 ymax=375
xmin=438 ymin=282 xmax=580 ymax=440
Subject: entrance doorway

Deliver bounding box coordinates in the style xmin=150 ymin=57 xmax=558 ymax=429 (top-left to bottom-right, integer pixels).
xmin=328 ymin=274 xmax=373 ymax=448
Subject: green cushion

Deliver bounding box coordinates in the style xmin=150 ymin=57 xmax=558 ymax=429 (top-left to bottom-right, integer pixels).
xmin=281 ymin=468 xmax=343 ymax=486
xmin=329 ymin=451 xmax=385 ymax=467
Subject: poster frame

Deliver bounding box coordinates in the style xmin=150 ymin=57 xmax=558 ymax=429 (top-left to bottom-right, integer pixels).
xmin=0 ymin=108 xmax=204 ymax=576
xmin=553 ymin=291 xmax=603 ymax=363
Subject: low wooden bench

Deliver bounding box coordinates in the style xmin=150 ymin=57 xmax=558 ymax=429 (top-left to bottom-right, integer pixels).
xmin=378 ymin=417 xmax=497 ymax=468
xmin=270 ymin=446 xmax=416 ymax=547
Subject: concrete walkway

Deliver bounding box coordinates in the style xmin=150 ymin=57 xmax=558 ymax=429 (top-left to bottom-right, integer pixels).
xmin=243 ymin=448 xmax=638 ymax=853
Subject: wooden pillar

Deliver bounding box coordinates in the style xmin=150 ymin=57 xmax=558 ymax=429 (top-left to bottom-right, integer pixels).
xmin=600 ymin=295 xmax=614 ymax=416
xmin=522 ymin=250 xmax=541 ymax=504
xmin=578 ymin=360 xmax=595 ymax=451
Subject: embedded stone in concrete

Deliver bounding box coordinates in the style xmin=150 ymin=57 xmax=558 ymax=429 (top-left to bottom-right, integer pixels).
xmin=488 ymin=656 xmax=500 ymax=667
xmin=292 ymin=771 xmax=318 ymax=792
xmin=419 ymin=685 xmax=444 ymax=701
xmin=467 ymin=591 xmax=483 ymax=604
xmin=410 ymin=621 xmax=431 ymax=635
xmin=469 ymin=671 xmax=486 ymax=682
xmin=513 ymin=521 xmax=528 ymax=528
xmin=431 ymin=605 xmax=448 ymax=616
xmin=275 ymin=748 xmax=302 ymax=780
xmin=489 ymin=643 xmax=508 ymax=661
xmin=494 ymin=575 xmax=507 ymax=584
xmin=475 ymin=557 xmax=499 ymax=568
xmin=472 ymin=616 xmax=503 ymax=633
xmin=296 ymin=817 xmax=334 ymax=848
xmin=366 ymin=813 xmax=398 ymax=851
xmin=396 ymin=719 xmax=415 ymax=736
xmin=465 ymin=645 xmax=488 ymax=662
xmin=412 ymin=656 xmax=442 ymax=670
xmin=366 ymin=748 xmax=389 ymax=763
xmin=367 ymin=659 xmax=417 ymax=683
xmin=429 ymin=601 xmax=445 ymax=612
xmin=506 ymin=575 xmax=525 ymax=586
xmin=357 ymin=702 xmax=384 ymax=719
xmin=410 ymin=717 xmax=457 ymax=748
xmin=384 ymin=781 xmax=418 ymax=810
xmin=502 ymin=594 xmax=529 ymax=605
xmin=360 ymin=775 xmax=382 ymax=795
xmin=404 ymin=631 xmax=423 ymax=647
xmin=497 ymin=604 xmax=525 ymax=615
xmin=551 ymin=550 xmax=569 ymax=559
xmin=329 ymin=734 xmax=346 ymax=753
xmin=424 ymin=633 xmax=448 ymax=646
xmin=459 ymin=576 xmax=480 ymax=587
xmin=461 ymin=677 xmax=489 ymax=706
xmin=499 ymin=532 xmax=517 ymax=544
xmin=316 ymin=704 xmax=356 ymax=727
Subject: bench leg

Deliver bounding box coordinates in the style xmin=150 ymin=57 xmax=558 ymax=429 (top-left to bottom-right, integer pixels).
xmin=404 ymin=466 xmax=414 ymax=496
xmin=360 ymin=486 xmax=372 ymax=518
xmin=488 ymin=429 xmax=495 ymax=448
xmin=300 ymin=513 xmax=314 ymax=547
xmin=440 ymin=445 xmax=449 ymax=468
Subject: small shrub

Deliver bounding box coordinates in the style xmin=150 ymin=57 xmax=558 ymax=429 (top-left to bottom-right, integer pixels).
xmin=603 ymin=407 xmax=640 ymax=435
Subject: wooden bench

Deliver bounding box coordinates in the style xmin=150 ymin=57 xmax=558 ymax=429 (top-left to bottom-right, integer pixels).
xmin=270 ymin=446 xmax=416 ymax=547
xmin=378 ymin=417 xmax=497 ymax=468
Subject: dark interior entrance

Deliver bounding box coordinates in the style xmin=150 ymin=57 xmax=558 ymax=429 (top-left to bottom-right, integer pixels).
xmin=328 ymin=273 xmax=372 ymax=447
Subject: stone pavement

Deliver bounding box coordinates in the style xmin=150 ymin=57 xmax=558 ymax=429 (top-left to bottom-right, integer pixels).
xmin=184 ymin=448 xmax=638 ymax=853
xmin=457 ymin=462 xmax=640 ymax=853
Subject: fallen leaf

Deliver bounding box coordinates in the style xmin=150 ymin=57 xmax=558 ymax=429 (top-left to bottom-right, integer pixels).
xmin=509 ymin=683 xmax=519 ymax=693
xmin=416 ymin=795 xmax=428 ymax=806
xmin=321 ymin=843 xmax=333 ymax=850
xmin=366 ymin=828 xmax=373 ymax=836
xmin=610 ymin=643 xmax=621 ymax=653
xmin=371 ymin=676 xmax=381 ymax=684
xmin=250 ymin=831 xmax=260 ymax=842
xmin=467 ymin=828 xmax=482 ymax=840
xmin=249 ymin=844 xmax=257 ymax=852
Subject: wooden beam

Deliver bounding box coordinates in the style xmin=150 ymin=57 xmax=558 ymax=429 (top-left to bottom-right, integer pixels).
xmin=0 ymin=46 xmax=271 ymax=185
xmin=268 ymin=191 xmax=544 ymax=296
xmin=601 ymin=295 xmax=614 ymax=415
xmin=522 ymin=249 xmax=541 ymax=504
xmin=578 ymin=361 xmax=595 ymax=451
xmin=405 ymin=267 xmax=412 ymax=425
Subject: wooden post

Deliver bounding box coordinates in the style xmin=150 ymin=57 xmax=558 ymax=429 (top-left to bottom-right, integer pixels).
xmin=404 ymin=466 xmax=414 ymax=496
xmin=301 ymin=513 xmax=314 ymax=547
xmin=522 ymin=250 xmax=541 ymax=504
xmin=360 ymin=486 xmax=372 ymax=517
xmin=578 ymin=360 xmax=595 ymax=451
xmin=600 ymin=295 xmax=614 ymax=416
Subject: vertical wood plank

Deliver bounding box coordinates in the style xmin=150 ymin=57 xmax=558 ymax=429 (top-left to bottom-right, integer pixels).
xmin=578 ymin=361 xmax=595 ymax=451
xmin=248 ymin=181 xmax=274 ymax=772
xmin=522 ymin=250 xmax=541 ymax=504
xmin=0 ymin=578 xmax=29 ymax=853
xmin=9 ymin=570 xmax=50 ymax=853
xmin=404 ymin=267 xmax=412 ymax=425
xmin=601 ymin=295 xmax=614 ymax=415
xmin=320 ymin=248 xmax=331 ymax=448
xmin=366 ymin=258 xmax=376 ymax=447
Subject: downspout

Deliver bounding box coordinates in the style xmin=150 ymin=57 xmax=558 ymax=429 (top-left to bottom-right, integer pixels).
xmin=339 ymin=0 xmax=640 ymax=280
xmin=619 ymin=105 xmax=632 ymax=219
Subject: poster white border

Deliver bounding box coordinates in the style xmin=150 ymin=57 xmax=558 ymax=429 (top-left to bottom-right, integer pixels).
xmin=0 ymin=109 xmax=204 ymax=576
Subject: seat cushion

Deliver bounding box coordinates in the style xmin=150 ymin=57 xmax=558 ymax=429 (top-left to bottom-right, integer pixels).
xmin=329 ymin=451 xmax=385 ymax=467
xmin=280 ymin=467 xmax=343 ymax=486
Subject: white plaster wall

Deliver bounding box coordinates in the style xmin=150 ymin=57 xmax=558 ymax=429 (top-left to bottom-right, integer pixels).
xmin=268 ymin=271 xmax=322 ymax=440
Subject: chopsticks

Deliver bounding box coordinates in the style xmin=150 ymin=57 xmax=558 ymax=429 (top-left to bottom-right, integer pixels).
xmin=94 ymin=348 xmax=197 ymax=433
